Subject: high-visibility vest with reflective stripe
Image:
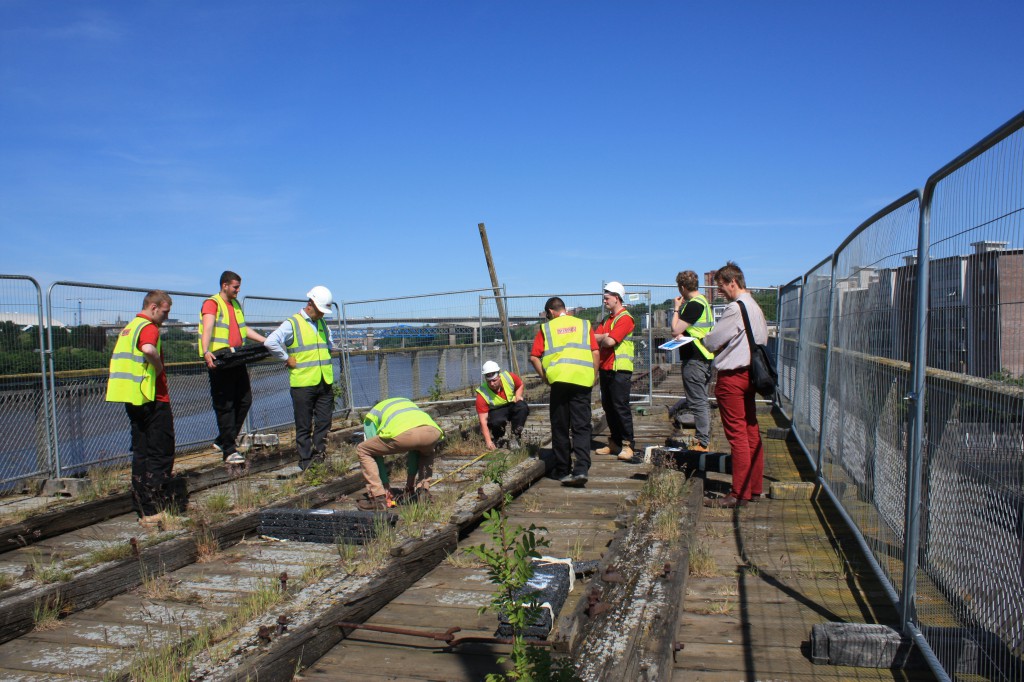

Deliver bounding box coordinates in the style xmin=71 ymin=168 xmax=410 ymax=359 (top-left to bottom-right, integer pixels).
xmin=476 ymin=371 xmax=515 ymax=407
xmin=105 ymin=317 xmax=158 ymax=405
xmin=684 ymin=294 xmax=715 ymax=360
xmin=541 ymin=315 xmax=595 ymax=388
xmin=198 ymin=294 xmax=247 ymax=356
xmin=609 ymin=309 xmax=635 ymax=372
xmin=287 ymin=313 xmax=334 ymax=387
xmin=365 ymin=397 xmax=441 ymax=440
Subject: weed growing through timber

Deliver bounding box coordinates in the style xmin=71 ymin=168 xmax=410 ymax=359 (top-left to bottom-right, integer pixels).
xmin=30 ymin=554 xmax=73 ymax=584
xmin=568 ymin=534 xmax=586 ymax=562
xmin=700 ymin=598 xmax=734 ymax=616
xmin=335 ymin=539 xmax=359 ymax=571
xmin=195 ymin=528 xmax=220 ymax=563
xmin=300 ymin=558 xmax=332 ymax=585
xmin=302 ymin=462 xmax=328 ymax=487
xmin=66 ymin=541 xmax=134 ymax=570
xmin=743 ymin=562 xmax=760 ymax=577
xmin=521 ymin=494 xmax=544 ymax=514
xmin=200 ymin=492 xmax=232 ymax=517
xmin=703 ymin=521 xmax=727 ymax=539
xmin=445 ymin=549 xmax=485 ymax=569
xmin=466 ymin=494 xmax=579 ymax=681
xmin=83 ymin=464 xmax=125 ymax=500
xmin=230 ymin=478 xmax=272 ymax=513
xmin=0 ymin=572 xmax=14 ymax=591
xmin=360 ymin=517 xmax=397 ymax=572
xmin=688 ymin=541 xmax=717 ymax=578
xmin=32 ymin=592 xmax=65 ymax=631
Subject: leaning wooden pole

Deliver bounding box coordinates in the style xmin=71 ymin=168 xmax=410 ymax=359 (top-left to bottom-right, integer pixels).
xmin=477 ymin=222 xmax=520 ymax=376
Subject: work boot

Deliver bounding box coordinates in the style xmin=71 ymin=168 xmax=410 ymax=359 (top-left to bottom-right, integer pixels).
xmin=617 ymin=445 xmax=635 ymax=462
xmin=689 ymin=441 xmax=710 ymax=453
xmin=595 ymin=443 xmax=621 ymax=456
xmin=356 ymin=495 xmax=389 ymax=511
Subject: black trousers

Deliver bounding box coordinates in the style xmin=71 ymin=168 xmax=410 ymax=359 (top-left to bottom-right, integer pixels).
xmin=599 ymin=369 xmax=634 ymax=447
xmin=208 ymin=365 xmax=252 ymax=457
xmin=487 ymin=400 xmax=530 ymax=441
xmin=549 ymin=382 xmax=592 ymax=478
xmin=291 ymin=379 xmax=335 ymax=469
xmin=126 ymin=401 xmax=176 ymax=517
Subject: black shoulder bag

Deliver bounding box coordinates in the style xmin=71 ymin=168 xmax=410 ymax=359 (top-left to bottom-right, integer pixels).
xmin=737 ymin=300 xmax=777 ymax=399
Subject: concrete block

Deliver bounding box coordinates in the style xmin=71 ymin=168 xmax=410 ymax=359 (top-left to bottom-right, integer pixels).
xmin=39 ymin=478 xmax=93 ymax=498
xmin=769 ymin=481 xmax=815 ymax=499
xmin=810 ymin=622 xmax=921 ymax=668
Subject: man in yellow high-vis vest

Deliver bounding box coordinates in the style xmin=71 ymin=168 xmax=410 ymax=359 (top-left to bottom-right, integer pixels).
xmin=264 ymin=286 xmax=336 ymax=472
xmin=671 ymin=270 xmax=716 ymax=452
xmin=105 ymin=290 xmax=175 ymax=528
xmin=595 ymin=281 xmax=636 ymax=462
xmin=529 ymin=296 xmax=600 ymax=488
xmin=356 ymin=397 xmax=443 ymax=510
xmin=199 ymin=270 xmax=266 ymax=466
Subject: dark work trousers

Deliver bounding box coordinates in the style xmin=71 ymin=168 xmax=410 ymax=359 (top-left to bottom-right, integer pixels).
xmin=126 ymin=401 xmax=176 ymax=517
xmin=599 ymin=369 xmax=634 ymax=447
xmin=682 ymin=356 xmax=713 ymax=447
xmin=486 ymin=400 xmax=530 ymax=441
xmin=291 ymin=379 xmax=335 ymax=470
xmin=549 ymin=382 xmax=593 ymax=478
xmin=208 ymin=364 xmax=252 ymax=458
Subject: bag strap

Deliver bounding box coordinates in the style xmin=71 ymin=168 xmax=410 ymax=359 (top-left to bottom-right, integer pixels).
xmin=736 ymin=300 xmax=757 ymax=353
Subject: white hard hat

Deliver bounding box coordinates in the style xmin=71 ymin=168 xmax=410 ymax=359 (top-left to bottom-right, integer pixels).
xmin=306 ymin=286 xmax=334 ymax=315
xmin=482 ymin=360 xmax=501 ymax=376
xmin=604 ymin=281 xmax=625 ymax=299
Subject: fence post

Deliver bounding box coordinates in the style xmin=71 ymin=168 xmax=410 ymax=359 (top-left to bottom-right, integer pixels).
xmin=814 ymin=257 xmax=838 ymax=472
xmin=900 ymin=194 xmax=931 ymax=632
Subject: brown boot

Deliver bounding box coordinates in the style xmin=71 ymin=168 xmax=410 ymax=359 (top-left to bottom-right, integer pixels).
xmin=356 ymin=495 xmax=389 ymax=511
xmin=596 ymin=442 xmax=621 ymax=456
xmin=616 ymin=445 xmax=636 ymax=462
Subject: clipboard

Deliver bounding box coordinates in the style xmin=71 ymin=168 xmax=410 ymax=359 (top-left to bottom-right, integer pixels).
xmin=658 ymin=337 xmax=694 ymax=351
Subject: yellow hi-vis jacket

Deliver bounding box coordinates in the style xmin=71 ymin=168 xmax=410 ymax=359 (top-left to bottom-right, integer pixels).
xmin=684 ymin=294 xmax=715 ymax=361
xmin=287 ymin=313 xmax=334 ymax=387
xmin=105 ymin=317 xmax=158 ymax=405
xmin=541 ymin=315 xmax=595 ymax=388
xmin=609 ymin=309 xmax=635 ymax=372
xmin=476 ymin=371 xmax=516 ymax=407
xmin=365 ymin=398 xmax=442 ymax=440
xmin=198 ymin=294 xmax=247 ymax=356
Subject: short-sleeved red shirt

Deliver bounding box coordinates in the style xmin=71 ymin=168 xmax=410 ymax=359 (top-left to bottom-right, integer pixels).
xmin=530 ymin=316 xmax=599 ymax=357
xmin=595 ymin=310 xmax=635 ymax=370
xmin=201 ymin=297 xmax=243 ymax=348
xmin=135 ymin=313 xmax=169 ymax=402
xmin=475 ymin=372 xmax=524 ymax=414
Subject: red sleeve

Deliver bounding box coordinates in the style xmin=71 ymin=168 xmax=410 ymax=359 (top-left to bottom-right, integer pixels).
xmin=475 ymin=393 xmax=489 ymax=414
xmin=510 ymin=373 xmax=523 ymax=390
xmin=530 ymin=331 xmax=545 ymax=357
xmin=201 ymin=299 xmax=218 ymax=316
xmin=608 ymin=314 xmax=635 ymax=343
xmin=137 ymin=323 xmax=159 ymax=351
xmin=588 ymin=326 xmax=598 ymax=350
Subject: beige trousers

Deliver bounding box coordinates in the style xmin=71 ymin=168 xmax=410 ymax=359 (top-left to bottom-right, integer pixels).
xmin=356 ymin=425 xmax=440 ymax=498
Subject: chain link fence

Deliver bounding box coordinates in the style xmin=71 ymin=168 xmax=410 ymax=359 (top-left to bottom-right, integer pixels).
xmin=0 ymin=276 xmax=51 ymax=487
xmin=776 ymin=277 xmax=801 ymax=419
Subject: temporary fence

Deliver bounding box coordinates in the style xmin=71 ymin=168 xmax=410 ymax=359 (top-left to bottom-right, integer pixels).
xmin=0 ymin=275 xmax=51 ymax=486
xmin=779 ymin=110 xmax=1024 ymax=681
xmin=341 ymin=288 xmax=497 ymax=411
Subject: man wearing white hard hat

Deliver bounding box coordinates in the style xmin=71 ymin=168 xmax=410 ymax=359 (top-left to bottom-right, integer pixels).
xmin=594 ymin=281 xmax=636 ymax=461
xmin=200 ymin=270 xmax=267 ymax=466
xmin=264 ymin=286 xmax=337 ymax=471
xmin=476 ymin=360 xmax=529 ymax=450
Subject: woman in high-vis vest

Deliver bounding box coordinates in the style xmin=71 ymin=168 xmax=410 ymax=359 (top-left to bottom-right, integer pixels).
xmin=355 ymin=397 xmax=444 ymax=510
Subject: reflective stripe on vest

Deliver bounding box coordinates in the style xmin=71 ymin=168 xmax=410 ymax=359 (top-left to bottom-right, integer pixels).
xmin=609 ymin=309 xmax=634 ymax=372
xmin=199 ymin=294 xmax=247 ymax=356
xmin=476 ymin=371 xmax=515 ymax=407
xmin=684 ymin=294 xmax=715 ymax=360
xmin=541 ymin=315 xmax=595 ymax=387
xmin=366 ymin=397 xmax=441 ymax=440
xmin=105 ymin=317 xmax=158 ymax=405
xmin=287 ymin=313 xmax=334 ymax=387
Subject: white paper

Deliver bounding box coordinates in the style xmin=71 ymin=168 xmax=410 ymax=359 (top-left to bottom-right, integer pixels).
xmin=658 ymin=337 xmax=694 ymax=350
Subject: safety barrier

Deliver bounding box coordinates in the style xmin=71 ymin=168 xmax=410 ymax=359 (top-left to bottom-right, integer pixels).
xmin=779 ymin=110 xmax=1024 ymax=681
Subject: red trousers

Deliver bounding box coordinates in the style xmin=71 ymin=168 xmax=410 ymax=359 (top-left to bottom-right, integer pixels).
xmin=714 ymin=368 xmax=764 ymax=501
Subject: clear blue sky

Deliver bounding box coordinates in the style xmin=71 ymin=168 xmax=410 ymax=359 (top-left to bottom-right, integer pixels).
xmin=2 ymin=1 xmax=1022 ymax=302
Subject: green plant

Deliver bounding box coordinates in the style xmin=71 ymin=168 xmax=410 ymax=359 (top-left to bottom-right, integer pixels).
xmin=466 ymin=500 xmax=578 ymax=681
xmin=0 ymin=572 xmax=14 ymax=591
xmin=428 ymin=370 xmax=445 ymax=402
xmin=483 ymin=452 xmax=511 ymax=485
xmin=32 ymin=592 xmax=65 ymax=631
xmin=31 ymin=555 xmax=73 ymax=584
xmin=689 ymin=542 xmax=717 ymax=578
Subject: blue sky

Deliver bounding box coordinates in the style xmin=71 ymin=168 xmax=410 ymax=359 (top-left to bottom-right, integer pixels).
xmin=2 ymin=1 xmax=1022 ymax=302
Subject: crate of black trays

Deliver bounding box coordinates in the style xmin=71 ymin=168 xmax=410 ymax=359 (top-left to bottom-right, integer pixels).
xmin=258 ymin=508 xmax=397 ymax=544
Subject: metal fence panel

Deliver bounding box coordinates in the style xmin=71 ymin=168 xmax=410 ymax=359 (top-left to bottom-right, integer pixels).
xmin=776 ymin=278 xmax=802 ymax=419
xmin=45 ymin=282 xmax=214 ymax=475
xmin=822 ymin=194 xmax=922 ymax=606
xmin=341 ymin=289 xmax=494 ymax=410
xmin=916 ymin=113 xmax=1024 ymax=679
xmin=790 ymin=259 xmax=833 ymax=467
xmin=0 ymin=275 xmax=52 ymax=488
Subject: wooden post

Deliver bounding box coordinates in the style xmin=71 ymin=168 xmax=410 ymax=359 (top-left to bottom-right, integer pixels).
xmin=478 ymin=223 xmax=520 ymax=376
